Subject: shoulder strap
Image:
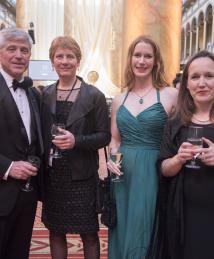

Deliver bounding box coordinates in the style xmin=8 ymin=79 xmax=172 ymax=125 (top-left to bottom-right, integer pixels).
xmin=122 ymin=91 xmax=130 ymax=105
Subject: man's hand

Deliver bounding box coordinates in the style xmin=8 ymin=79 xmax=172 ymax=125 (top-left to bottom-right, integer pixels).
xmin=9 ymin=161 xmax=38 ymax=180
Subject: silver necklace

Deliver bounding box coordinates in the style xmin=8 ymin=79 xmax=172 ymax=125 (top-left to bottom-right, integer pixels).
xmin=133 ymin=87 xmax=153 ymax=104
xmin=192 ymin=115 xmax=211 ymax=123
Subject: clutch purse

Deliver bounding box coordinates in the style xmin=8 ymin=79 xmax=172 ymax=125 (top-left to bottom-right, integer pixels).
xmin=96 ymin=147 xmax=117 ymax=229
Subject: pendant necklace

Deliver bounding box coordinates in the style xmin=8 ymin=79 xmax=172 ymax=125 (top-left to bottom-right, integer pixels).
xmin=133 ymin=87 xmax=153 ymax=104
xmin=57 ymin=77 xmax=78 ymax=101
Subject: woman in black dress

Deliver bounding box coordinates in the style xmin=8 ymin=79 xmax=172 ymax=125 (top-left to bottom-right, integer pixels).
xmin=41 ymin=36 xmax=110 ymax=259
xmin=147 ymin=50 xmax=214 ymax=259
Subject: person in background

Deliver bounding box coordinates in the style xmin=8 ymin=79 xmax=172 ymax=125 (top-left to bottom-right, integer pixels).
xmin=107 ymin=35 xmax=177 ymax=258
xmin=172 ymin=72 xmax=182 ymax=90
xmin=41 ymin=36 xmax=110 ymax=259
xmin=0 ymin=27 xmax=43 ymax=259
xmin=35 ymin=84 xmax=45 ymax=95
xmin=147 ymin=50 xmax=214 ymax=259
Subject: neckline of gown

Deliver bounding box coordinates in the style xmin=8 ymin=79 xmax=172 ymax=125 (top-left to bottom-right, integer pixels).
xmin=120 ymin=102 xmax=167 ymax=119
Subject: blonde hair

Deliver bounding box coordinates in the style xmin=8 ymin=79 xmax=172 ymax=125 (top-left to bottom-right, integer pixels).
xmin=49 ymin=36 xmax=82 ymax=63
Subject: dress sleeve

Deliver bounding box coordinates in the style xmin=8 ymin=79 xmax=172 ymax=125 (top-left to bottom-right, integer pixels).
xmin=159 ymin=120 xmax=178 ymax=161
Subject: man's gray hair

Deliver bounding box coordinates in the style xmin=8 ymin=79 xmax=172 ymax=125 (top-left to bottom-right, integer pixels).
xmin=0 ymin=27 xmax=33 ymax=49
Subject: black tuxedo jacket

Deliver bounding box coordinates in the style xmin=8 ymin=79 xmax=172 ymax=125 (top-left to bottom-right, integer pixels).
xmin=41 ymin=77 xmax=110 ymax=181
xmin=0 ymin=73 xmax=43 ymax=216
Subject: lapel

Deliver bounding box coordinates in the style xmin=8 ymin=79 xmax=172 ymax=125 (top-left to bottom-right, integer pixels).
xmin=66 ymin=82 xmax=95 ymax=127
xmin=0 ymin=73 xmax=22 ymax=121
xmin=0 ymin=73 xmax=29 ymax=148
xmin=27 ymin=88 xmax=44 ymax=154
xmin=45 ymin=82 xmax=57 ymax=122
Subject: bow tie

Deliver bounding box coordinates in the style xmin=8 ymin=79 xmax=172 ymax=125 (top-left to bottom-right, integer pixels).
xmin=12 ymin=77 xmax=33 ymax=91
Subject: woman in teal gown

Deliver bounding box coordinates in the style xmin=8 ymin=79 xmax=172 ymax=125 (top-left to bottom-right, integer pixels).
xmin=107 ymin=35 xmax=178 ymax=259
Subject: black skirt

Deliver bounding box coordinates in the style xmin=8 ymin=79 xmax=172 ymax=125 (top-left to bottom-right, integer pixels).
xmin=42 ymin=166 xmax=99 ymax=234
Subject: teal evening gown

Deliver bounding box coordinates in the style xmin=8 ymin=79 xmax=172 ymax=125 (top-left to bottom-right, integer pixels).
xmin=108 ymin=90 xmax=167 ymax=259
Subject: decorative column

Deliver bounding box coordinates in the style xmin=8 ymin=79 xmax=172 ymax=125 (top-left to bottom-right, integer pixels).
xmin=196 ymin=24 xmax=199 ymax=52
xmin=122 ymin=0 xmax=182 ymax=84
xmin=203 ymin=18 xmax=207 ymax=49
xmin=16 ymin=0 xmax=27 ymax=29
xmin=211 ymin=11 xmax=214 ymax=46
xmin=184 ymin=30 xmax=187 ymax=60
xmin=189 ymin=30 xmax=193 ymax=56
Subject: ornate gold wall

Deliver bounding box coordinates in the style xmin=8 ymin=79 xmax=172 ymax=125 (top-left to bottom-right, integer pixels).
xmin=122 ymin=0 xmax=182 ymax=85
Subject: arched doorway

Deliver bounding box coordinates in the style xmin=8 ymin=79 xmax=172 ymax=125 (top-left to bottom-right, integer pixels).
xmin=186 ymin=23 xmax=190 ymax=58
xmin=181 ymin=28 xmax=185 ymax=61
xmin=198 ymin=11 xmax=204 ymax=51
xmin=191 ymin=17 xmax=197 ymax=55
xmin=205 ymin=4 xmax=213 ymax=51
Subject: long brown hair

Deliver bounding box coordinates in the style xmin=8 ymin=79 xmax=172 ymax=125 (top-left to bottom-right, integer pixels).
xmin=176 ymin=50 xmax=214 ymax=125
xmin=124 ymin=35 xmax=168 ymax=90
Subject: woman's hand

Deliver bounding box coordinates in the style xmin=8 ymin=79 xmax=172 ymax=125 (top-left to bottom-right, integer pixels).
xmin=107 ymin=158 xmax=123 ymax=176
xmin=52 ymin=128 xmax=75 ymax=150
xmin=176 ymin=142 xmax=195 ymax=165
xmin=200 ymin=137 xmax=214 ymax=166
xmin=161 ymin=142 xmax=195 ymax=177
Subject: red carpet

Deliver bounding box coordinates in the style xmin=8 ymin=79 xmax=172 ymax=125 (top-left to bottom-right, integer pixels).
xmin=30 ymin=202 xmax=108 ymax=258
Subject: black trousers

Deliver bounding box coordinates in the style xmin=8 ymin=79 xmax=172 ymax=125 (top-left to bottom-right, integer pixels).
xmin=0 ymin=187 xmax=37 ymax=259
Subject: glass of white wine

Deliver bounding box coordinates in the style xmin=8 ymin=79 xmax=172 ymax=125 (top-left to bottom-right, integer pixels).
xmin=51 ymin=123 xmax=65 ymax=159
xmin=22 ymin=155 xmax=41 ymax=192
xmin=110 ymin=152 xmax=124 ymax=182
xmin=185 ymin=126 xmax=203 ymax=169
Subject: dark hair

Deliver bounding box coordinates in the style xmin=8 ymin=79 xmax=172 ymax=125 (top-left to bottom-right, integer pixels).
xmin=124 ymin=35 xmax=168 ymax=90
xmin=176 ymin=50 xmax=214 ymax=124
xmin=49 ymin=36 xmax=82 ymax=63
xmin=172 ymin=72 xmax=182 ymax=88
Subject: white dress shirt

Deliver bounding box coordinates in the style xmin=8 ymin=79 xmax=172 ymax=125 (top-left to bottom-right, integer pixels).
xmin=1 ymin=69 xmax=31 ymax=179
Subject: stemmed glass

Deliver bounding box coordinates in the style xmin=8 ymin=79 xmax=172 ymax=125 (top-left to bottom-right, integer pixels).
xmin=22 ymin=155 xmax=41 ymax=192
xmin=51 ymin=123 xmax=65 ymax=159
xmin=185 ymin=126 xmax=203 ymax=169
xmin=110 ymin=152 xmax=124 ymax=182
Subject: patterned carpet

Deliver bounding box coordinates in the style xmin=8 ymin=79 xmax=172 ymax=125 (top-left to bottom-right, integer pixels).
xmin=31 ymin=197 xmax=108 ymax=258
xmin=30 ymin=228 xmax=108 ymax=259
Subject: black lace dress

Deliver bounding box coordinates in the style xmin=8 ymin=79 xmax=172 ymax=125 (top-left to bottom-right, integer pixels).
xmin=42 ymin=89 xmax=99 ymax=234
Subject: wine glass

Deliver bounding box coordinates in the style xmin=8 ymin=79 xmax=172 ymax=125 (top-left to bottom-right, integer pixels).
xmin=110 ymin=152 xmax=124 ymax=182
xmin=22 ymin=155 xmax=41 ymax=192
xmin=51 ymin=123 xmax=65 ymax=159
xmin=185 ymin=126 xmax=203 ymax=169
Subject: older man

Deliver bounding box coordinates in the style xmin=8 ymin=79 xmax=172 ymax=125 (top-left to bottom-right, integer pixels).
xmin=0 ymin=27 xmax=43 ymax=259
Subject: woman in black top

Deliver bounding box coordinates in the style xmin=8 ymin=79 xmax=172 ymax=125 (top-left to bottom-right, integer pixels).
xmin=147 ymin=50 xmax=214 ymax=259
xmin=41 ymin=36 xmax=110 ymax=259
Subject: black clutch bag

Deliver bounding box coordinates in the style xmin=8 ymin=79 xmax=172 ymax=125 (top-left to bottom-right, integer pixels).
xmin=96 ymin=147 xmax=117 ymax=229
